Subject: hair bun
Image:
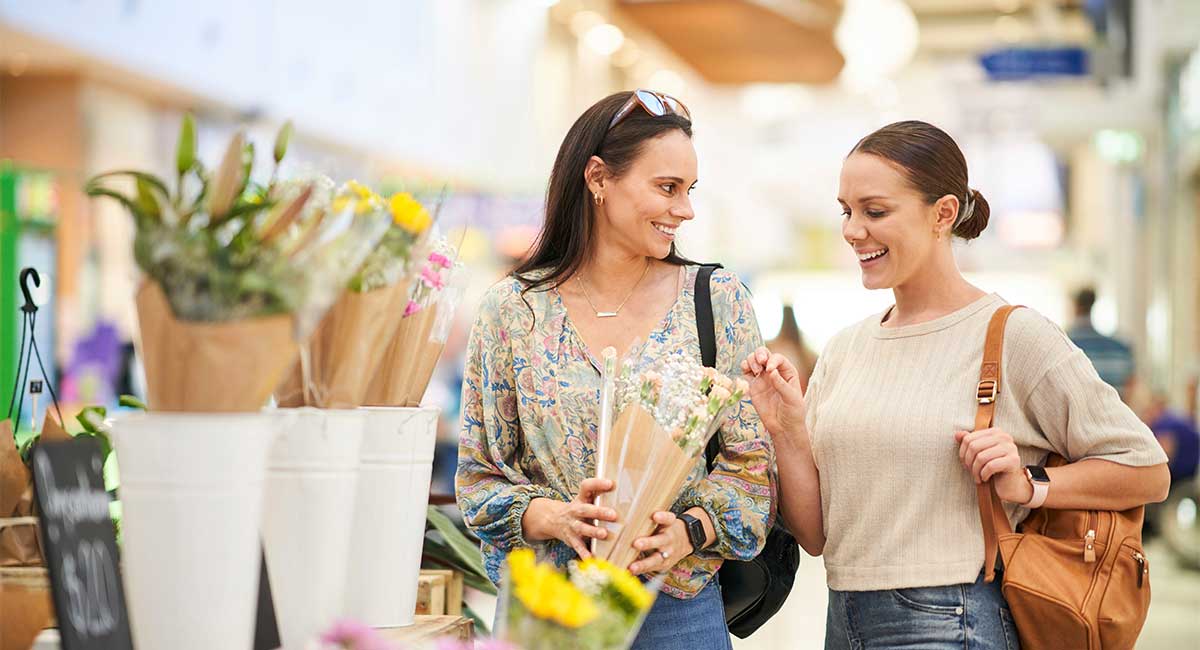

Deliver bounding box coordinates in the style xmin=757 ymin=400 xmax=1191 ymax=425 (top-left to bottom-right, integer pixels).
xmin=953 ymin=189 xmax=990 ymax=240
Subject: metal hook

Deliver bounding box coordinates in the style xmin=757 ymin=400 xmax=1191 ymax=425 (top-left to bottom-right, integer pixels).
xmin=19 ymin=267 xmax=40 ymax=314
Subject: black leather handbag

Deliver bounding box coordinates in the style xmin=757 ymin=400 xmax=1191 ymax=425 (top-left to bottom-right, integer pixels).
xmin=694 ymin=264 xmax=800 ymax=638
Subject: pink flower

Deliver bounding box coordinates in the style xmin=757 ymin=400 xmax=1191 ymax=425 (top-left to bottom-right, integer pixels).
xmin=420 ymin=266 xmax=446 ymax=290
xmin=404 ymin=300 xmax=423 ymax=317
xmin=319 ymin=619 xmax=397 ymax=650
xmin=429 ymin=251 xmax=453 ymax=269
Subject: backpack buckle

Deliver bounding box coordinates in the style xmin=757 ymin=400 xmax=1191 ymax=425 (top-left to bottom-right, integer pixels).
xmin=977 ymin=380 xmax=999 ymax=404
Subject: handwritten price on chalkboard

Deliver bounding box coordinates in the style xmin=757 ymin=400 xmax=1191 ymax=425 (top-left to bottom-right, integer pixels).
xmin=60 ymin=539 xmax=124 ymax=638
xmin=32 ymin=440 xmax=134 ymax=649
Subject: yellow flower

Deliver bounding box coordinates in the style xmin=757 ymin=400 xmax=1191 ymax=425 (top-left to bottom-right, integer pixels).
xmin=331 ymin=195 xmax=352 ymax=215
xmin=346 ymin=179 xmax=374 ymax=200
xmin=389 ymin=192 xmax=432 ymax=234
xmin=508 ymin=548 xmax=536 ymax=583
xmin=508 ymin=550 xmax=599 ymax=629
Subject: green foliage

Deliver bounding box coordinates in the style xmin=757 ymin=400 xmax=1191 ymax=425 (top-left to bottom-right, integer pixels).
xmin=423 ymin=505 xmax=496 ymax=633
xmin=84 ymin=117 xmax=317 ymax=321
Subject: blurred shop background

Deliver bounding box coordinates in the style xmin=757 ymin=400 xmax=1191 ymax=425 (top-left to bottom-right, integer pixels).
xmin=1 ymin=0 xmax=1198 ymax=647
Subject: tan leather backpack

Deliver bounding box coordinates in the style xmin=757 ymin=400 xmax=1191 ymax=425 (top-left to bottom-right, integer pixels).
xmin=975 ymin=306 xmax=1151 ymax=650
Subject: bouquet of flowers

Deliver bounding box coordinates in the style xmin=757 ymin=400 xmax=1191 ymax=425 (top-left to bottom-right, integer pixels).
xmin=273 ymin=183 xmax=435 ymax=408
xmin=592 ymin=350 xmax=747 ymax=570
xmin=496 ymin=548 xmax=660 ymax=650
xmin=363 ymin=236 xmax=463 ymax=407
xmin=84 ymin=115 xmax=388 ymax=411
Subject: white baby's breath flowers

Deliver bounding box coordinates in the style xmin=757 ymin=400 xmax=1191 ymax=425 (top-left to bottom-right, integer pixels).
xmin=613 ymin=351 xmax=745 ymax=455
xmin=569 ymin=561 xmax=609 ymax=596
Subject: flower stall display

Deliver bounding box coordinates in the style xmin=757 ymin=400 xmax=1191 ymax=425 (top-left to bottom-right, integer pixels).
xmin=82 ymin=115 xmax=387 ymax=650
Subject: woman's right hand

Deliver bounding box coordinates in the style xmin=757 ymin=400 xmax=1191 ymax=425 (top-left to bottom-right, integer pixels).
xmin=741 ymin=347 xmax=809 ymax=448
xmin=521 ymin=478 xmax=618 ymax=559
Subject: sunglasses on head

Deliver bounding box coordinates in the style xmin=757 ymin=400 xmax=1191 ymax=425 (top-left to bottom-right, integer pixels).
xmin=608 ymin=89 xmax=692 ymax=130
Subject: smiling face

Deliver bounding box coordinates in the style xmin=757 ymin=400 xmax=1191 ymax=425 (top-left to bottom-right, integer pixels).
xmin=590 ymin=129 xmax=697 ymax=260
xmin=838 ymin=152 xmax=958 ymax=290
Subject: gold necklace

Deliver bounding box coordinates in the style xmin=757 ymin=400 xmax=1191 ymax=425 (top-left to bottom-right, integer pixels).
xmin=577 ymin=261 xmax=651 ymax=318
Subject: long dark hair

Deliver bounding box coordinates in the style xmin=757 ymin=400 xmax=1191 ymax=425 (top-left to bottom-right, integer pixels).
xmin=849 ymin=120 xmax=991 ymax=240
xmin=514 ymin=91 xmax=696 ymax=294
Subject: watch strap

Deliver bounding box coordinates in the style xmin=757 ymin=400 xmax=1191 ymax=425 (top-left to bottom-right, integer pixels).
xmin=1024 ymin=468 xmax=1050 ymax=509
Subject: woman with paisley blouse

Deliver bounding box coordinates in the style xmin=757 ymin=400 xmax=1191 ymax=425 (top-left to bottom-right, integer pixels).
xmin=455 ymin=90 xmax=774 ymax=649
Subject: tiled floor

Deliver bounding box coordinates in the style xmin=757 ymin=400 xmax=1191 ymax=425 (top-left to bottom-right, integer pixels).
xmin=734 ymin=540 xmax=1200 ymax=649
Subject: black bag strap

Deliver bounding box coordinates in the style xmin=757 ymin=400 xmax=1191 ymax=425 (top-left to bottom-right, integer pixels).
xmin=694 ymin=264 xmax=722 ymax=471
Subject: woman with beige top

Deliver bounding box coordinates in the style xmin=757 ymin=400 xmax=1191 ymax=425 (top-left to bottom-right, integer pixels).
xmin=742 ymin=120 xmax=1170 ymax=649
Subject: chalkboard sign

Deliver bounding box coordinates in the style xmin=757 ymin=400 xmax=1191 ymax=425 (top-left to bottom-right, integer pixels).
xmin=32 ymin=438 xmax=134 ymax=650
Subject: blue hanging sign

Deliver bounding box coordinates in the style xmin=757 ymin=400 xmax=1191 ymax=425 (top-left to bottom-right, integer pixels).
xmin=979 ymin=47 xmax=1090 ymax=81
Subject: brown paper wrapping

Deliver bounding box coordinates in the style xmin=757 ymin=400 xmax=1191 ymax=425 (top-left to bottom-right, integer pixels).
xmin=1 ymin=420 xmax=26 ymax=515
xmin=37 ymin=413 xmax=70 ymax=444
xmin=0 ymin=513 xmax=41 ymax=568
xmin=363 ymin=304 xmax=445 ymax=407
xmin=0 ymin=567 xmax=53 ymax=650
xmin=275 ymin=280 xmax=410 ymax=408
xmin=593 ymin=404 xmax=698 ymax=570
xmin=136 ymin=282 xmax=299 ymax=412
xmin=2 ymin=418 xmax=45 ymax=568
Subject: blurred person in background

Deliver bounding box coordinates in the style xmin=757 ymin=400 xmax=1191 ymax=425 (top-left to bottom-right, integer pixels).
xmin=455 ymin=90 xmax=773 ymax=650
xmin=743 ymin=120 xmax=1170 ymax=650
xmin=1067 ymin=287 xmax=1135 ymax=399
xmin=766 ymin=304 xmax=818 ymax=392
xmin=1137 ymin=390 xmax=1200 ymax=485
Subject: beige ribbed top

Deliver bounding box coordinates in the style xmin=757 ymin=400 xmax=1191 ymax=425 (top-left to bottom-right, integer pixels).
xmin=806 ymin=293 xmax=1167 ymax=591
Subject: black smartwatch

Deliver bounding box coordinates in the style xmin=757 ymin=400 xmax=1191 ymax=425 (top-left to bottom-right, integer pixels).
xmin=678 ymin=513 xmax=707 ymax=554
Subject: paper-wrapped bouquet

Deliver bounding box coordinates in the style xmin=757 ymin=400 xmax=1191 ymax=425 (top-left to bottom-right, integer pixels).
xmin=273 ymin=183 xmax=435 ymax=408
xmin=85 ymin=115 xmax=388 ymax=412
xmin=592 ymin=350 xmax=746 ymax=570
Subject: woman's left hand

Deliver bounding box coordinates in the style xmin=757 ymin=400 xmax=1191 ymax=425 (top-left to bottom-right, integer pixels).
xmin=955 ymin=428 xmax=1033 ymax=505
xmin=628 ymin=512 xmax=692 ymax=576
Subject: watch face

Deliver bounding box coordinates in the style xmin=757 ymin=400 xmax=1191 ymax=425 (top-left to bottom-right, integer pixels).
xmin=682 ymin=515 xmax=705 ymax=548
xmin=1026 ymin=465 xmax=1050 ymax=483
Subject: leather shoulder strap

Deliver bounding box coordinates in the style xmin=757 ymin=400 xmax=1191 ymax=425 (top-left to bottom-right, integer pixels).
xmin=977 ymin=304 xmax=1024 ymax=582
xmin=694 ymin=265 xmax=721 ymax=470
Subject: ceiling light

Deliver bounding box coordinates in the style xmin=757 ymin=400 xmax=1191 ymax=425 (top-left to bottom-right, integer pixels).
xmin=583 ymin=24 xmax=625 ymax=57
xmin=835 ymin=0 xmax=920 ymax=87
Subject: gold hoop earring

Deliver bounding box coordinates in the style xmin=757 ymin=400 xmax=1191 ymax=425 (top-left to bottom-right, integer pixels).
xmin=594 ymin=193 xmax=604 ymax=206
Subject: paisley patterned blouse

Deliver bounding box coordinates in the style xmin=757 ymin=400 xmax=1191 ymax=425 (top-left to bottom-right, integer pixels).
xmin=455 ymin=264 xmax=775 ymax=599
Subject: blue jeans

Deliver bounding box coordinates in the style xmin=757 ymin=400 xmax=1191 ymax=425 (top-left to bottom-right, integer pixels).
xmin=631 ymin=579 xmax=732 ymax=650
xmin=826 ymin=572 xmax=1020 ymax=650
